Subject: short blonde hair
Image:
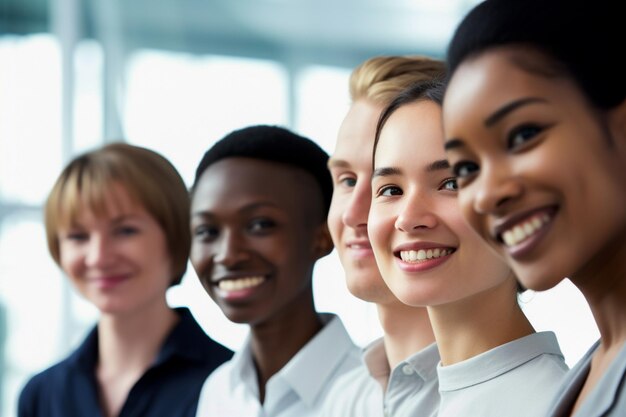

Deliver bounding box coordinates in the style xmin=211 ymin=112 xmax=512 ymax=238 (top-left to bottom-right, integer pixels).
xmin=45 ymin=142 xmax=190 ymax=286
xmin=349 ymin=55 xmax=446 ymax=105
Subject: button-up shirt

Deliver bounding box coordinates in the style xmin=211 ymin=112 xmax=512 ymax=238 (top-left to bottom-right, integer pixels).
xmin=18 ymin=308 xmax=233 ymax=417
xmin=195 ymin=314 xmax=360 ymax=417
xmin=320 ymin=338 xmax=440 ymax=417
xmin=437 ymin=331 xmax=568 ymax=417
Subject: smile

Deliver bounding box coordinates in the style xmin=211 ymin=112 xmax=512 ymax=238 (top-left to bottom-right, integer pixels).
xmin=499 ymin=212 xmax=552 ymax=247
xmin=398 ymin=248 xmax=454 ymax=263
xmin=217 ymin=276 xmax=266 ymax=291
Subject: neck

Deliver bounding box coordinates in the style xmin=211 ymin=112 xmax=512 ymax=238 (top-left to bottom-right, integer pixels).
xmin=97 ymin=301 xmax=177 ymax=374
xmin=428 ymin=278 xmax=534 ymax=366
xmin=573 ymin=232 xmax=626 ymax=348
xmin=376 ymin=302 xmax=435 ymax=369
xmin=249 ymin=290 xmax=322 ymax=403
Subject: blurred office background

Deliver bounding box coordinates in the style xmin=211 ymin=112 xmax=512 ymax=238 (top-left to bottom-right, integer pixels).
xmin=0 ymin=1 xmax=599 ymax=416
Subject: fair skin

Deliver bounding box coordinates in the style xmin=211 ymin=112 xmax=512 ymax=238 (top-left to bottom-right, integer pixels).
xmin=327 ymin=99 xmax=434 ymax=370
xmin=58 ymin=183 xmax=178 ymax=417
xmin=190 ymin=157 xmax=332 ymax=402
xmin=369 ymin=100 xmax=533 ymax=365
xmin=443 ymin=47 xmax=626 ymax=412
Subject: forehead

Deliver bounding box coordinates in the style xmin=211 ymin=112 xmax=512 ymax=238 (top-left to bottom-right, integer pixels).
xmin=444 ymin=48 xmax=567 ymax=123
xmin=61 ymin=183 xmax=144 ymax=227
xmin=376 ymin=100 xmax=445 ymax=165
xmin=192 ymin=157 xmax=319 ymax=214
xmin=334 ymin=100 xmax=382 ymax=159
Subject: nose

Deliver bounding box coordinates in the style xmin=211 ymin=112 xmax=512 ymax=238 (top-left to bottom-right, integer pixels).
xmin=472 ymin=163 xmax=523 ymax=215
xmin=85 ymin=234 xmax=114 ymax=268
xmin=342 ymin=181 xmax=371 ymax=230
xmin=213 ymin=230 xmax=250 ymax=267
xmin=394 ymin=192 xmax=438 ymax=233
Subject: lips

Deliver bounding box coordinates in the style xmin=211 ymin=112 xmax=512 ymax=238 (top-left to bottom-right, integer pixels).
xmin=216 ymin=276 xmax=266 ymax=291
xmin=90 ymin=274 xmax=130 ymax=289
xmin=393 ymin=242 xmax=457 ymax=262
xmin=398 ymin=248 xmax=455 ymax=263
xmin=346 ymin=239 xmax=372 ymax=250
xmin=492 ymin=206 xmax=557 ymax=249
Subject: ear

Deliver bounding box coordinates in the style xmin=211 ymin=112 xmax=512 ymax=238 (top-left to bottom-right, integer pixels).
xmin=312 ymin=223 xmax=334 ymax=260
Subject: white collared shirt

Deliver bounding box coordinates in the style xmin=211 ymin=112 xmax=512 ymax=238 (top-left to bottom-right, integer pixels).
xmin=437 ymin=331 xmax=568 ymax=417
xmin=195 ymin=314 xmax=360 ymax=417
xmin=320 ymin=338 xmax=440 ymax=417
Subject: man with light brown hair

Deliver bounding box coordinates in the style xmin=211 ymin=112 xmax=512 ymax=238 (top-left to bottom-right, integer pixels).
xmin=322 ymin=56 xmax=445 ymax=417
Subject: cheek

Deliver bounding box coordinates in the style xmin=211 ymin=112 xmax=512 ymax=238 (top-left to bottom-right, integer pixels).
xmin=458 ymin=188 xmax=484 ymax=237
xmin=327 ymin=199 xmax=344 ymax=242
xmin=367 ymin=206 xmax=391 ymax=252
xmin=190 ymin=244 xmax=211 ymax=275
xmin=59 ymin=246 xmax=80 ymax=276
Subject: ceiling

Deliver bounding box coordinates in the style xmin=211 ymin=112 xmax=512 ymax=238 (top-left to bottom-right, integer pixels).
xmin=0 ymin=0 xmax=481 ymax=67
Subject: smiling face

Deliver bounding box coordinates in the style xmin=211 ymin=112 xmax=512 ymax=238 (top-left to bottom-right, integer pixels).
xmin=327 ymin=100 xmax=399 ymax=304
xmin=190 ymin=157 xmax=329 ymax=326
xmin=443 ymin=47 xmax=626 ymax=291
xmin=58 ymin=184 xmax=173 ymax=315
xmin=368 ymin=100 xmax=513 ymax=306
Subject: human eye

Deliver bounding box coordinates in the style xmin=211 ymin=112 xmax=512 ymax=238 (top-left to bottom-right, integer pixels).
xmin=507 ymin=124 xmax=544 ymax=151
xmin=451 ymin=161 xmax=479 ymax=184
xmin=339 ymin=175 xmax=357 ymax=188
xmin=439 ymin=177 xmax=458 ymax=192
xmin=63 ymin=230 xmax=89 ymax=242
xmin=377 ymin=185 xmax=403 ymax=197
xmin=115 ymin=225 xmax=139 ymax=237
xmin=193 ymin=224 xmax=219 ymax=241
xmin=331 ymin=170 xmax=357 ymax=190
xmin=248 ymin=217 xmax=276 ymax=234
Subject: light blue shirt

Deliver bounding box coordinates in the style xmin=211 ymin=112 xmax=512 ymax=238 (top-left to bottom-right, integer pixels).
xmin=547 ymin=339 xmax=626 ymax=417
xmin=195 ymin=314 xmax=360 ymax=417
xmin=320 ymin=338 xmax=440 ymax=417
xmin=319 ymin=362 xmax=383 ymax=417
xmin=437 ymin=331 xmax=568 ymax=417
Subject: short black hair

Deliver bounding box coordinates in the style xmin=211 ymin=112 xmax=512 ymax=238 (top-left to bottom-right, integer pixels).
xmin=446 ymin=0 xmax=625 ymax=110
xmin=192 ymin=125 xmax=333 ymax=216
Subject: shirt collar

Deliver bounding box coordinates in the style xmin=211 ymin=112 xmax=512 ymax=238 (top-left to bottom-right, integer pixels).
xmin=67 ymin=307 xmax=214 ymax=371
xmin=154 ymin=307 xmax=216 ymax=365
xmin=402 ymin=342 xmax=440 ymax=381
xmin=363 ymin=337 xmax=389 ymax=388
xmin=280 ymin=313 xmax=356 ymax=406
xmin=438 ymin=331 xmax=564 ymax=391
xmin=362 ymin=338 xmax=440 ymax=388
xmin=229 ymin=313 xmax=358 ymax=407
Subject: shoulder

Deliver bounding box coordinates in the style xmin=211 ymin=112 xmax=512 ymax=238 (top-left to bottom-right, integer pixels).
xmin=320 ymin=365 xmax=383 ymax=417
xmin=17 ymin=356 xmax=77 ymax=415
xmin=170 ymin=308 xmax=234 ymax=367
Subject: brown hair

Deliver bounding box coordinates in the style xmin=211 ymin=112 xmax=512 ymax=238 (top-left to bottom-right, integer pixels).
xmin=45 ymin=142 xmax=190 ymax=286
xmin=349 ymin=55 xmax=446 ymax=105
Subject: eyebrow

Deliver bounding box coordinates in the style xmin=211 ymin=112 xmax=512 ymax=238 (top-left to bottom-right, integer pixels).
xmin=485 ymin=97 xmax=548 ymax=127
xmin=192 ymin=201 xmax=280 ymax=218
xmin=444 ymin=97 xmax=548 ymax=151
xmin=327 ymin=158 xmax=350 ymax=169
xmin=372 ymin=166 xmax=401 ymax=179
xmin=426 ymin=159 xmax=450 ymax=172
xmin=443 ymin=138 xmax=464 ymax=151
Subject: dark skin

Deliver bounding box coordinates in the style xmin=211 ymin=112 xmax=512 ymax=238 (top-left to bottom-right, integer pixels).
xmin=190 ymin=157 xmax=333 ymax=402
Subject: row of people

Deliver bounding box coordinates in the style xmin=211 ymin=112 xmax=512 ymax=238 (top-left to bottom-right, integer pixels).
xmin=17 ymin=0 xmax=626 ymax=415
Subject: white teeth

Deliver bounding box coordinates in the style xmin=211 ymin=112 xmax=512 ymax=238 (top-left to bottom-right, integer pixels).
xmin=500 ymin=213 xmax=551 ymax=247
xmin=218 ymin=276 xmax=266 ymax=292
xmin=400 ymin=248 xmax=452 ymax=263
